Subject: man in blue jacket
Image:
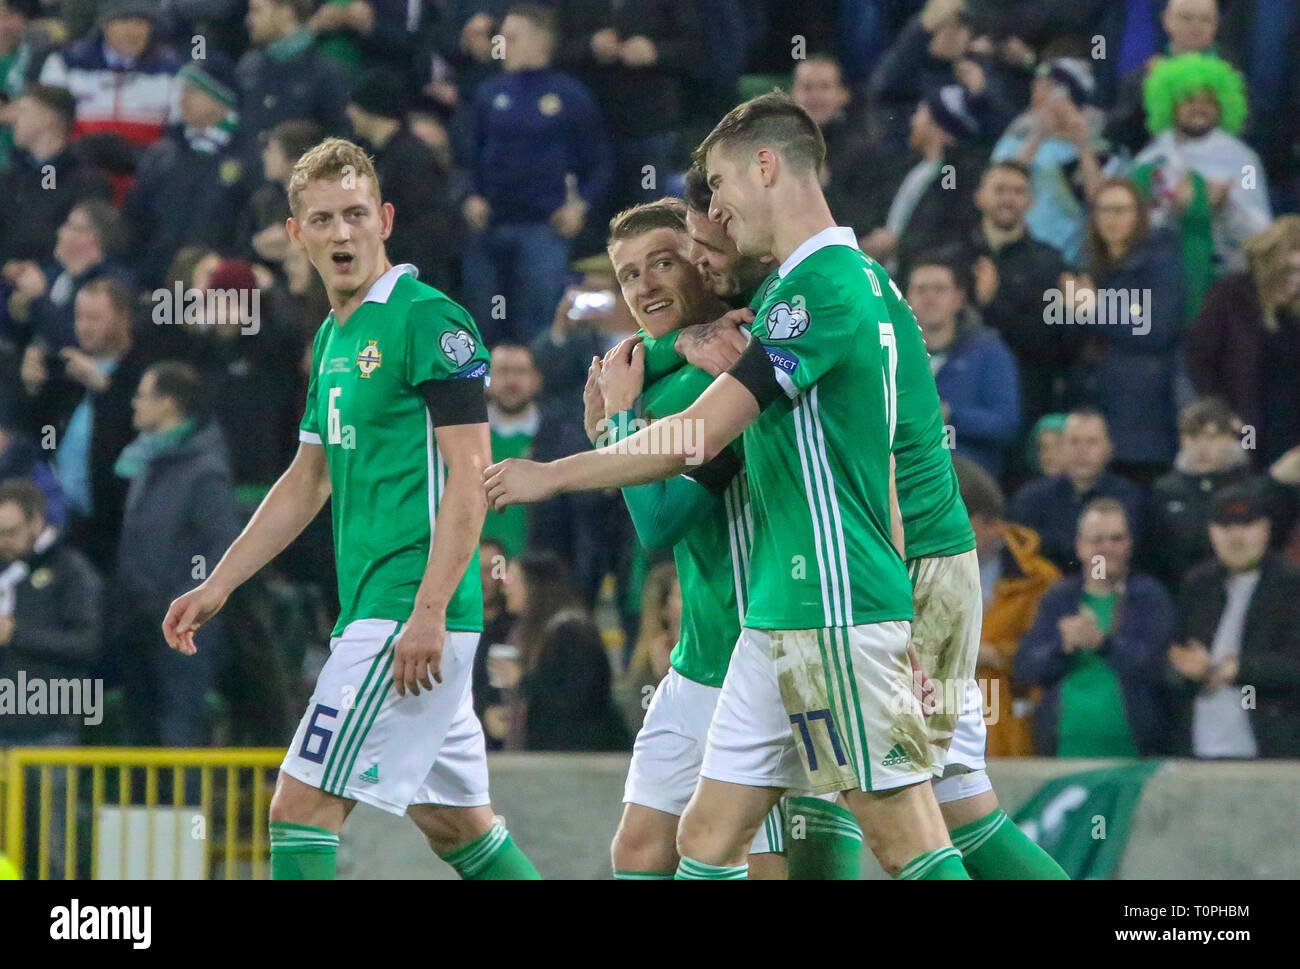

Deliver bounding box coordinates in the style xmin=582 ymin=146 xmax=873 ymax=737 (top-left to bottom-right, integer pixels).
xmin=1015 ymin=496 xmax=1173 ymax=756
xmin=907 ymin=251 xmax=1020 ymax=478
xmin=461 ymin=3 xmax=613 ymax=344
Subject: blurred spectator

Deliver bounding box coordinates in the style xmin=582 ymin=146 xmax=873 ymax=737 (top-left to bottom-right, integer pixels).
xmin=860 ymin=84 xmax=987 ymax=279
xmin=1027 ymin=412 xmax=1068 ymax=478
xmin=462 ymin=4 xmax=612 ymax=344
xmin=492 ymin=549 xmax=626 ymax=751
xmin=235 ymin=0 xmax=350 ymax=169
xmin=965 ymin=159 xmax=1070 ymax=443
xmin=1149 ymin=397 xmax=1255 ymax=590
xmin=187 ymin=259 xmax=304 ymax=497
xmin=953 ymin=455 xmax=1057 ymax=758
xmin=616 ymin=558 xmax=677 ymax=734
xmin=0 ymin=476 xmax=101 ymax=745
xmin=527 ymin=267 xmax=637 ymax=611
xmin=0 ymin=85 xmax=111 ymax=265
xmin=112 ymin=361 xmax=240 ymax=746
xmin=991 ymin=55 xmax=1114 ymax=265
xmin=307 ymin=0 xmax=424 ymax=81
xmin=471 ymin=536 xmax=513 ymax=751
xmin=1073 ymin=177 xmax=1183 ymax=478
xmin=906 ymin=251 xmax=1020 ymax=477
xmin=867 ymin=0 xmax=972 ymax=144
xmin=1168 ymin=486 xmax=1300 ymax=758
xmin=1106 ymin=0 xmax=1221 ymax=155
xmin=123 ymin=52 xmax=253 ymax=289
xmin=555 ymin=0 xmax=700 ymax=211
xmin=18 ymin=277 xmax=147 ymax=570
xmin=346 ymin=68 xmax=458 ymax=292
xmin=233 ymin=118 xmax=322 ymax=268
xmin=1134 ymin=52 xmax=1270 ymax=274
xmin=1016 ymin=496 xmax=1174 ymax=756
xmin=482 ymin=342 xmax=540 ymax=557
xmin=524 ymin=609 xmax=630 ymax=752
xmin=0 ymin=415 xmax=63 ymax=528
xmin=0 ymin=476 xmax=100 ymax=879
xmin=4 ymin=198 xmax=131 ymax=352
xmin=38 ymin=0 xmax=180 ymax=149
xmin=1185 ymin=216 xmax=1300 ymax=465
xmin=1009 ymin=408 xmax=1147 ymax=571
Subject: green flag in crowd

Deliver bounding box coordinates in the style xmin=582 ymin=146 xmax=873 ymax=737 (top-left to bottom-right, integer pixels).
xmin=1013 ymin=761 xmax=1165 ymax=879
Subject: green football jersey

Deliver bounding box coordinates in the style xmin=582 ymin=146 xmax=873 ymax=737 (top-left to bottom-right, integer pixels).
xmin=743 ymin=228 xmax=914 ymax=629
xmin=299 ymin=264 xmax=488 ymax=637
xmin=635 ymin=335 xmax=751 ymax=687
xmin=871 ymin=257 xmax=976 ymax=561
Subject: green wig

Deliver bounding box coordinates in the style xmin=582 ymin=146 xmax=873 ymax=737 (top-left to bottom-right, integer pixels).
xmin=1143 ymin=52 xmax=1248 ymax=137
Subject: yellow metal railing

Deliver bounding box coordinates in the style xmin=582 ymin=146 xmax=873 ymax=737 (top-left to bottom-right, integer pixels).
xmin=0 ymin=748 xmax=283 ymax=880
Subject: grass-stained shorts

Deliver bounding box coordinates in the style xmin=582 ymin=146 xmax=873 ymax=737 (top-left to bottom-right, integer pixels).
xmin=701 ymin=621 xmax=933 ymax=795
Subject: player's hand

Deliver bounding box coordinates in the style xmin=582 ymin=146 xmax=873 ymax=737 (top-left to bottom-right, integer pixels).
xmin=162 ymin=581 xmax=232 ymax=656
xmin=583 ymin=356 xmax=606 ymax=444
xmin=599 ymin=336 xmax=645 ymax=415
xmin=484 ymin=458 xmax=560 ymax=510
xmin=393 ymin=616 xmax=445 ymax=696
xmin=675 ymin=308 xmax=752 ymax=376
xmin=0 ymin=614 xmax=14 ymax=646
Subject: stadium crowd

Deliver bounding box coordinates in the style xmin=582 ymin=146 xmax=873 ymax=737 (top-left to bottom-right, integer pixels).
xmin=0 ymin=0 xmax=1298 ymax=761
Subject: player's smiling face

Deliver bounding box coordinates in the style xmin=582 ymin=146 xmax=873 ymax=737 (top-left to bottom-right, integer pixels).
xmin=289 ymin=174 xmax=394 ymax=300
xmin=610 ymin=226 xmax=711 ymax=337
xmin=705 ymin=145 xmax=771 ymax=259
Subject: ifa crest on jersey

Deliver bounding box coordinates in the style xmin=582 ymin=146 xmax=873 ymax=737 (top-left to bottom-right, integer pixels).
xmin=765 ymin=300 xmax=809 ymax=340
xmin=441 ymin=329 xmax=478 ymax=367
xmin=357 ymin=340 xmax=382 ymax=377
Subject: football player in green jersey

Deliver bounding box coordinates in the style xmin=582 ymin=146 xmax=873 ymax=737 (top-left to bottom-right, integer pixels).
xmin=488 ymin=94 xmax=966 ymax=880
xmin=659 ymin=210 xmax=1067 ymax=879
xmin=597 ymin=198 xmax=794 ymax=879
xmin=163 ymin=138 xmax=538 ymax=880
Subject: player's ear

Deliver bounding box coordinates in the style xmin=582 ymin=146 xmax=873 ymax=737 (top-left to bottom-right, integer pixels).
xmin=285 ymin=216 xmax=303 ymax=248
xmin=379 ymin=201 xmax=395 ymax=240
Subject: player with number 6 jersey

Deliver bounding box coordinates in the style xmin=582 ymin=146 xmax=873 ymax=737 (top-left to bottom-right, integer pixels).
xmin=162 ymin=138 xmax=539 ymax=881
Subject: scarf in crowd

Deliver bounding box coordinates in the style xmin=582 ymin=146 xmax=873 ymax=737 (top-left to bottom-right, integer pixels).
xmin=114 ymin=419 xmax=197 ymax=481
xmin=184 ymin=112 xmax=239 ymax=155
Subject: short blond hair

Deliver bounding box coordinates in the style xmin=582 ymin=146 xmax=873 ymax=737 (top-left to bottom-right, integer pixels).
xmin=287 ymin=137 xmax=381 ymax=215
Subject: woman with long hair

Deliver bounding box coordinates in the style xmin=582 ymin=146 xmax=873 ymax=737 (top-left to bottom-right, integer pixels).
xmin=1073 ymin=176 xmax=1185 ymax=483
xmin=1186 ymin=216 xmax=1300 ymax=466
xmin=616 ymin=561 xmax=680 ymax=733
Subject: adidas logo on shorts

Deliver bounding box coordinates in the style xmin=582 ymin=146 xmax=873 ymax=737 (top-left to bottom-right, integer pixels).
xmin=881 ymin=744 xmax=910 ymax=767
xmin=359 ymin=764 xmax=380 ymax=784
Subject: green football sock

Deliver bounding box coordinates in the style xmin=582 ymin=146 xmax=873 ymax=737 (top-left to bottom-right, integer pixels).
xmin=675 ymin=856 xmax=748 ymax=880
xmin=785 ymin=796 xmax=864 ymax=879
xmin=895 ymin=846 xmax=970 ymax=880
xmin=439 ymin=821 xmax=541 ymax=880
xmin=613 ymin=870 xmax=674 ymax=879
xmin=950 ymin=808 xmax=1069 ymax=880
xmin=269 ymin=821 xmax=339 ymax=880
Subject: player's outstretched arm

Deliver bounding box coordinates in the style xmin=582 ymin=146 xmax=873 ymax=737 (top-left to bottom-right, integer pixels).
xmin=485 ymin=372 xmax=759 ymax=509
xmin=163 ymin=441 xmax=332 ymax=655
xmin=393 ymin=420 xmax=491 ymax=697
